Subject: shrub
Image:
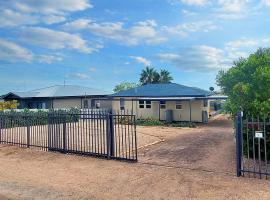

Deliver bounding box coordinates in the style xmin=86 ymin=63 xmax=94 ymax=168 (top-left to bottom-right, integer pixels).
xmin=135 ymin=118 xmax=196 ymax=128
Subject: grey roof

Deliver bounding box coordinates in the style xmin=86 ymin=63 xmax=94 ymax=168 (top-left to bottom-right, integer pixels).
xmin=2 ymin=85 xmax=110 ymax=98
xmin=111 ymin=83 xmax=210 ymax=97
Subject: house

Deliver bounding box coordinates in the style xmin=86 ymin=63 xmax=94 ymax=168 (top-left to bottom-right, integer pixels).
xmin=110 ymin=83 xmax=215 ymax=123
xmin=1 ymin=85 xmax=111 ymax=109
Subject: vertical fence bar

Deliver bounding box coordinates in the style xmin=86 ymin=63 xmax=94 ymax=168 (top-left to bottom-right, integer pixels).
xmin=109 ymin=112 xmax=115 ymax=157
xmin=236 ymin=111 xmax=243 ymax=177
xmin=26 ymin=115 xmax=30 ymax=148
xmin=63 ymin=115 xmax=67 ymax=153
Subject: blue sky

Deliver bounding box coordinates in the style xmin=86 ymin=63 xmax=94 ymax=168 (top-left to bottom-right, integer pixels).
xmin=1 ymin=0 xmax=270 ymax=93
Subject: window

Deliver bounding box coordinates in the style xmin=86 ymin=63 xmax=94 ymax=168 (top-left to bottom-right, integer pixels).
xmin=160 ymin=101 xmax=166 ymax=109
xmin=176 ymin=101 xmax=182 ymax=110
xmin=96 ymin=102 xmax=100 ymax=109
xmin=146 ymin=101 xmax=151 ymax=109
xmin=91 ymin=99 xmax=95 ymax=108
xmin=120 ymin=98 xmax=125 ymax=110
xmin=203 ymin=100 xmax=208 ymax=107
xmin=139 ymin=100 xmax=144 ymax=108
xmin=83 ymin=99 xmax=88 ymax=108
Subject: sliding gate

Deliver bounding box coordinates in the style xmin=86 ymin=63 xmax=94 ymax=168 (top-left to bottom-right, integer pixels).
xmin=0 ymin=111 xmax=137 ymax=162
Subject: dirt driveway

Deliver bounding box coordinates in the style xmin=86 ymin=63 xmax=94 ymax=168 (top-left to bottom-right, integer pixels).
xmin=0 ymin=115 xmax=270 ymax=200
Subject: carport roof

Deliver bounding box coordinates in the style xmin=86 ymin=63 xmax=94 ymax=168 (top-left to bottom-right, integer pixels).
xmin=110 ymin=83 xmax=210 ymax=97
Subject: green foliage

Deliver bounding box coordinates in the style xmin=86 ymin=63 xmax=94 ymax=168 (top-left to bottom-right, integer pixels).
xmin=113 ymin=82 xmax=139 ymax=93
xmin=136 ymin=118 xmax=196 ymax=127
xmin=140 ymin=67 xmax=173 ymax=85
xmin=209 ymin=87 xmax=215 ymax=92
xmin=216 ymin=48 xmax=270 ymax=116
xmin=0 ymin=108 xmax=81 ymax=128
xmin=0 ymin=100 xmax=18 ymax=110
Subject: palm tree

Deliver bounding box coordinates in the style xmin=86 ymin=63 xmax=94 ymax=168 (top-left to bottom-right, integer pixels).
xmin=140 ymin=67 xmax=159 ymax=85
xmin=159 ymin=69 xmax=173 ymax=83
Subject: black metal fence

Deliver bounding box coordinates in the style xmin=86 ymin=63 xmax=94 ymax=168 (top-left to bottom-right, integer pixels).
xmin=236 ymin=112 xmax=270 ymax=179
xmin=0 ymin=110 xmax=137 ymax=162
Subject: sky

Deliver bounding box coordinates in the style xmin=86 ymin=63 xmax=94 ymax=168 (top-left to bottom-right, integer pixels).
xmin=1 ymin=0 xmax=270 ymax=93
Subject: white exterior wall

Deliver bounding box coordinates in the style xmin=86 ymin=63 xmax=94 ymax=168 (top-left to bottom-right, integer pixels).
xmin=112 ymin=98 xmax=209 ymax=122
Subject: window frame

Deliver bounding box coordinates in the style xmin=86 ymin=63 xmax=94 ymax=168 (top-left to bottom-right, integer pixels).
xmin=160 ymin=100 xmax=166 ymax=109
xmin=145 ymin=100 xmax=151 ymax=109
xmin=120 ymin=98 xmax=125 ymax=110
xmin=175 ymin=101 xmax=182 ymax=110
xmin=139 ymin=100 xmax=144 ymax=109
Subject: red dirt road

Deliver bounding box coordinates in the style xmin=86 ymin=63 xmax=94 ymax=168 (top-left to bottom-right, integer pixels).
xmin=0 ymin=115 xmax=270 ymax=200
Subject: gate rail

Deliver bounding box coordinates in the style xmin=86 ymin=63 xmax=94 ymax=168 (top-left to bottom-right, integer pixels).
xmin=236 ymin=111 xmax=270 ymax=179
xmin=0 ymin=110 xmax=137 ymax=162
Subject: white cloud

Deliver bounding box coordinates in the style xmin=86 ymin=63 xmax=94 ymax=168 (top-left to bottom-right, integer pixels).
xmin=42 ymin=15 xmax=66 ymax=24
xmin=130 ymin=56 xmax=151 ymax=66
xmin=168 ymin=0 xmax=209 ymax=6
xmin=20 ymin=27 xmax=96 ymax=53
xmin=157 ymin=45 xmax=230 ymax=72
xmin=11 ymin=0 xmax=92 ymax=14
xmin=224 ymin=37 xmax=270 ymax=60
xmin=0 ymin=39 xmax=33 ymax=63
xmin=0 ymin=9 xmax=38 ymax=27
xmin=62 ymin=19 xmax=166 ymax=46
xmin=37 ymin=54 xmax=63 ymax=64
xmin=89 ymin=67 xmax=97 ymax=72
xmin=263 ymin=0 xmax=270 ymax=6
xmin=0 ymin=0 xmax=92 ymax=26
xmin=69 ymin=73 xmax=89 ymax=80
xmin=216 ymin=0 xmax=251 ymax=19
xmin=163 ymin=21 xmax=218 ymax=37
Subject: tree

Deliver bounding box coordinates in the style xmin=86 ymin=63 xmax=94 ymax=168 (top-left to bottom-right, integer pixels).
xmin=0 ymin=100 xmax=18 ymax=111
xmin=140 ymin=67 xmax=173 ymax=85
xmin=159 ymin=69 xmax=173 ymax=83
xmin=216 ymin=48 xmax=270 ymax=115
xmin=139 ymin=67 xmax=160 ymax=85
xmin=113 ymin=82 xmax=138 ymax=93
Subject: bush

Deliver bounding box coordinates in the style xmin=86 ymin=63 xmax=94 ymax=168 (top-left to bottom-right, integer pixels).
xmin=135 ymin=118 xmax=196 ymax=128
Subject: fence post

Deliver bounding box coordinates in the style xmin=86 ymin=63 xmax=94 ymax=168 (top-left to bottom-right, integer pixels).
xmin=0 ymin=115 xmax=2 ymax=143
xmin=236 ymin=111 xmax=243 ymax=177
xmin=106 ymin=111 xmax=115 ymax=158
xmin=26 ymin=116 xmax=30 ymax=148
xmin=63 ymin=115 xmax=67 ymax=153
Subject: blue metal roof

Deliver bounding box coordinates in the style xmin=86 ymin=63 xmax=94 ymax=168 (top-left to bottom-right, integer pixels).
xmin=110 ymin=83 xmax=210 ymax=97
xmin=2 ymin=85 xmax=110 ymax=98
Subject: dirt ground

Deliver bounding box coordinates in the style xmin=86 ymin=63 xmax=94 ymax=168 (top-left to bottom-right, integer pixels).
xmin=1 ymin=114 xmax=270 ymax=200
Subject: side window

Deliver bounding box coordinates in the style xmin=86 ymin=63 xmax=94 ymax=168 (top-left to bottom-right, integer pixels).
xmin=176 ymin=101 xmax=182 ymax=110
xmin=139 ymin=100 xmax=144 ymax=109
xmin=160 ymin=101 xmax=166 ymax=109
xmin=83 ymin=99 xmax=88 ymax=108
xmin=203 ymin=100 xmax=208 ymax=107
xmin=120 ymin=98 xmax=125 ymax=110
xmin=146 ymin=100 xmax=151 ymax=109
xmin=91 ymin=99 xmax=95 ymax=108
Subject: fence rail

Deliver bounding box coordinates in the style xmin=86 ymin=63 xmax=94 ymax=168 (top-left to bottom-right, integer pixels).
xmin=0 ymin=110 xmax=137 ymax=162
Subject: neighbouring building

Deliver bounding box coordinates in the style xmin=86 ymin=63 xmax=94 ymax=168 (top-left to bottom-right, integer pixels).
xmin=110 ymin=83 xmax=221 ymax=123
xmin=1 ymin=85 xmax=111 ymax=109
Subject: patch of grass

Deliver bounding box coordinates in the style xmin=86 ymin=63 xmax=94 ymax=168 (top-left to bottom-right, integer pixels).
xmin=135 ymin=118 xmax=196 ymax=128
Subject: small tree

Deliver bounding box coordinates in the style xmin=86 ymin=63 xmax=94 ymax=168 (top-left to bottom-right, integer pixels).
xmin=0 ymin=100 xmax=18 ymax=111
xmin=216 ymin=48 xmax=270 ymax=115
xmin=209 ymin=87 xmax=215 ymax=93
xmin=113 ymin=82 xmax=138 ymax=93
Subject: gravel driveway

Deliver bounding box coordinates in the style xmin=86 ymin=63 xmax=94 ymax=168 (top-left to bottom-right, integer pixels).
xmin=0 ymin=114 xmax=270 ymax=200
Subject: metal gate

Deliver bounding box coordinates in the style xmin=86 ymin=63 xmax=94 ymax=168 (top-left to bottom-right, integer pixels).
xmin=236 ymin=111 xmax=270 ymax=179
xmin=0 ymin=110 xmax=137 ymax=162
